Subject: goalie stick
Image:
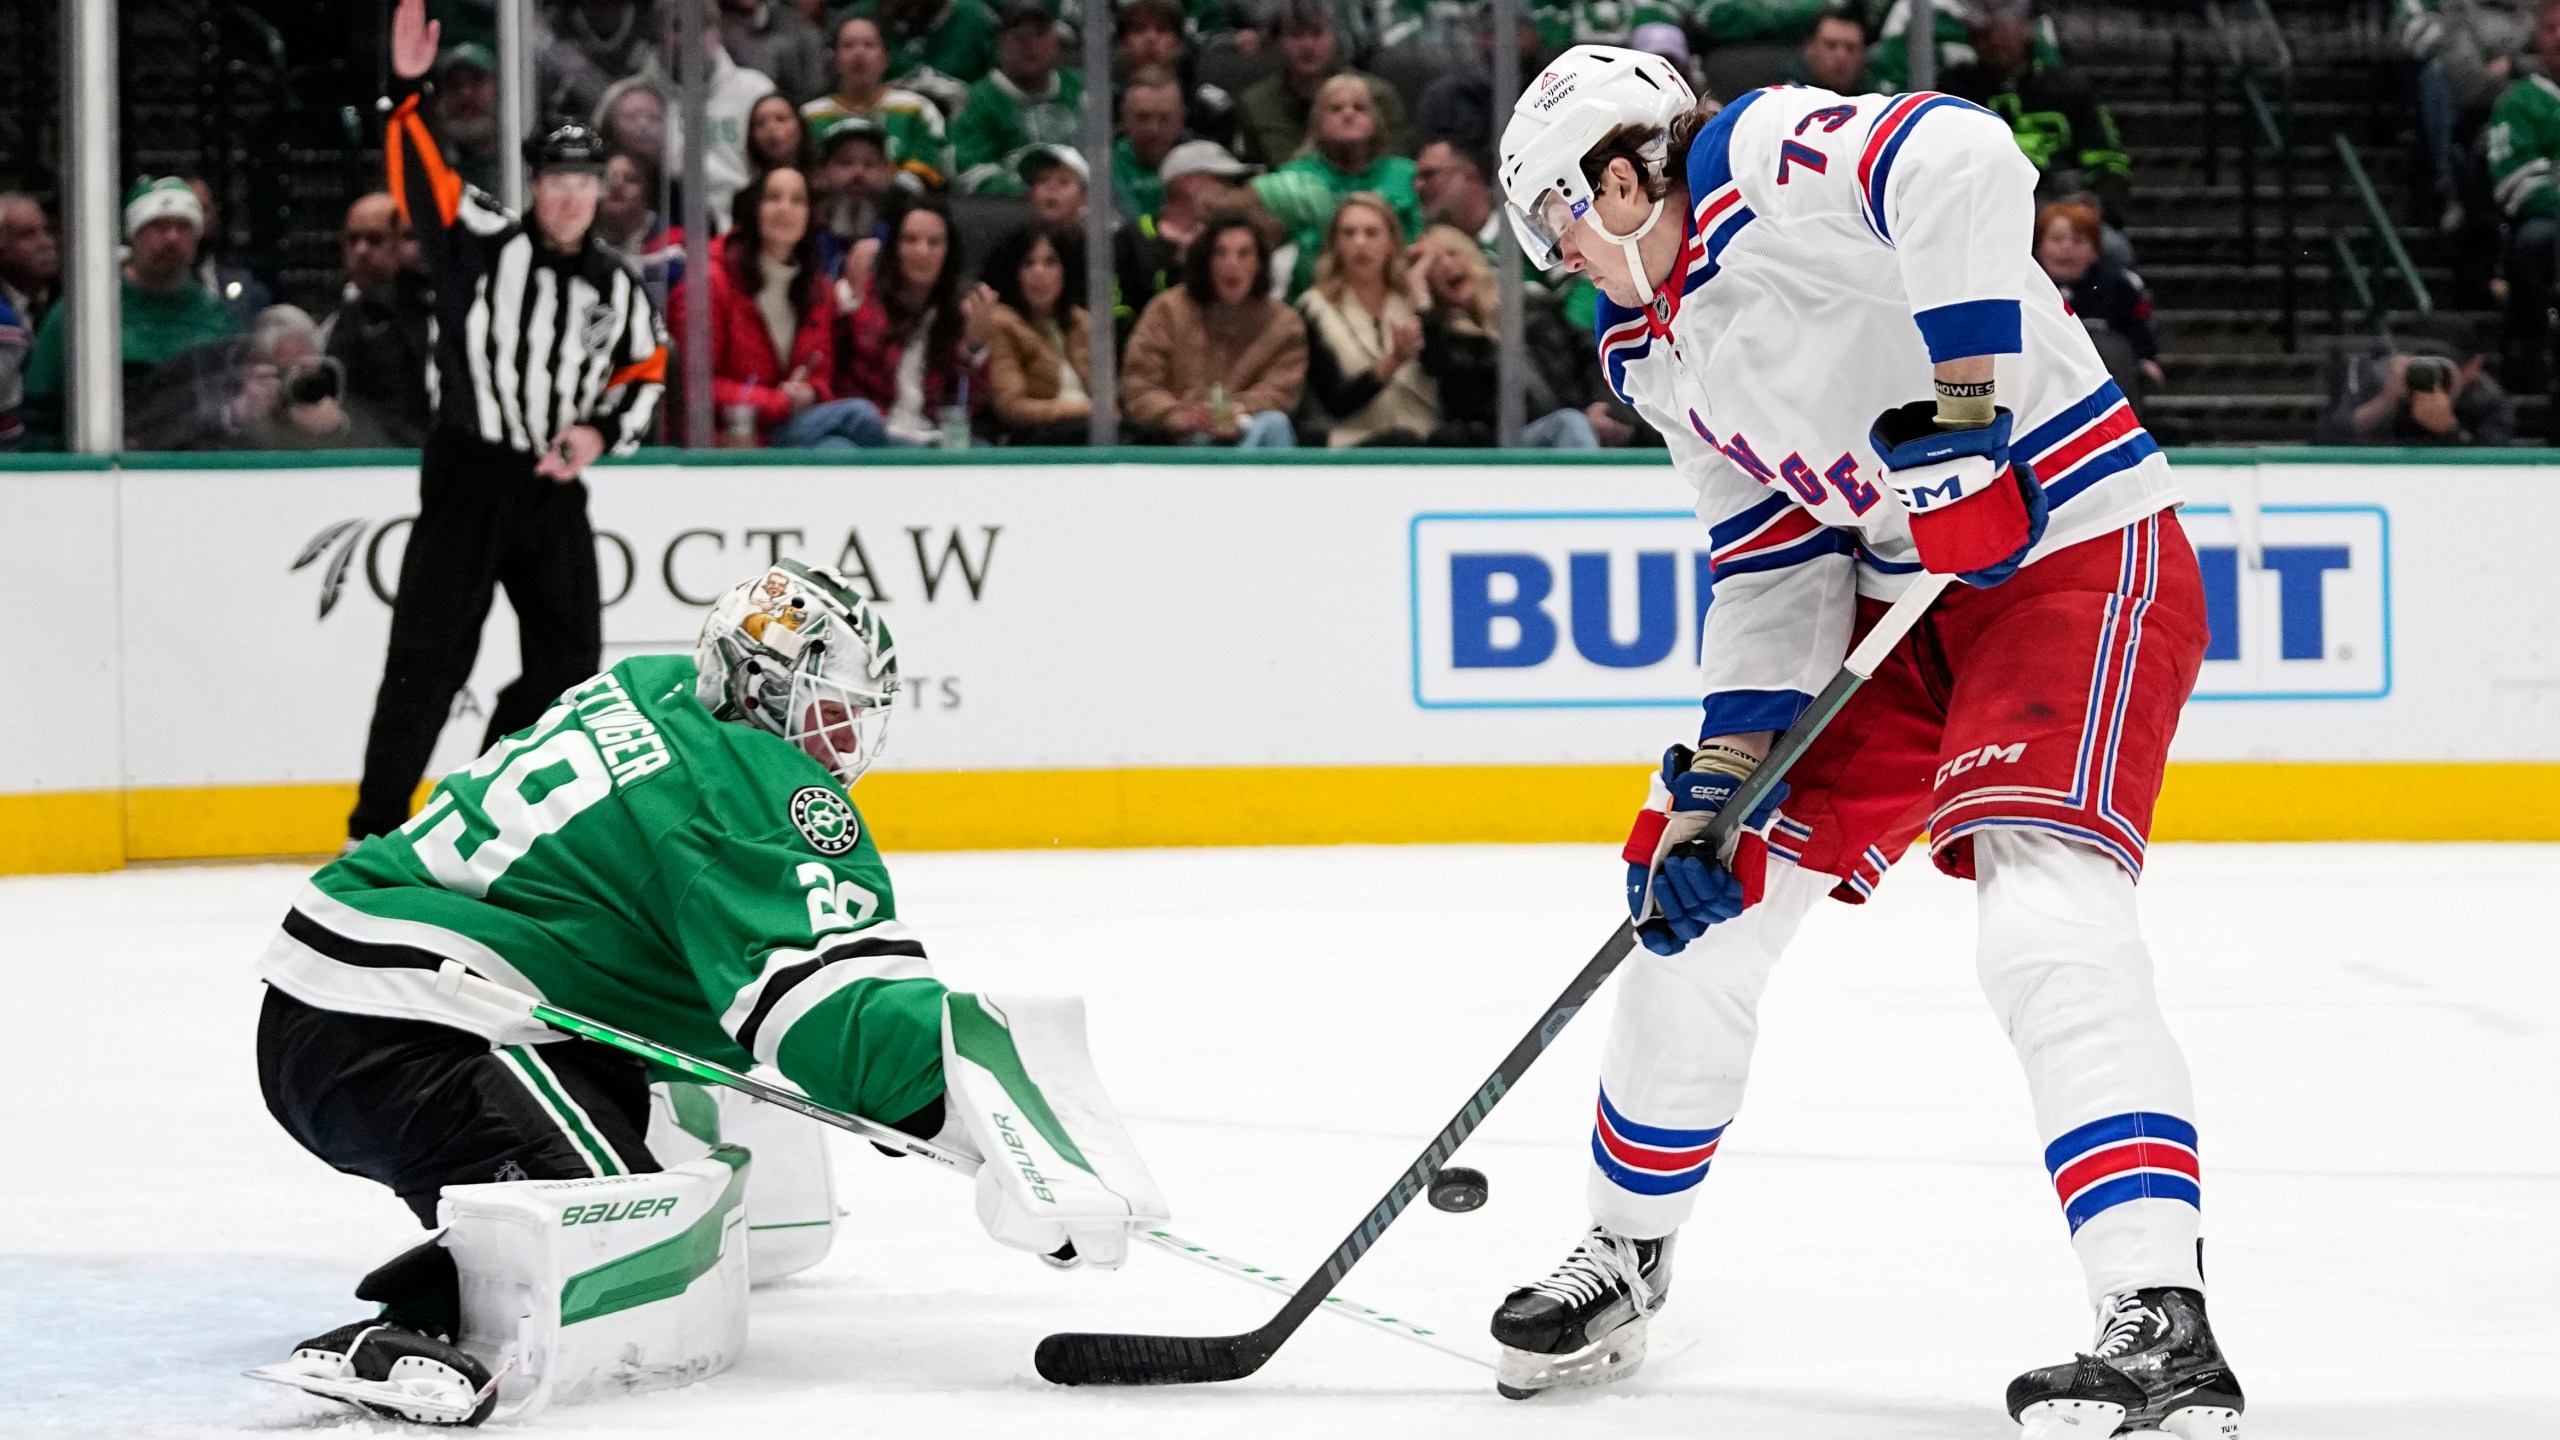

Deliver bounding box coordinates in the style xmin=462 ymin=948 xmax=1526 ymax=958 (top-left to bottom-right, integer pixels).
xmin=426 ymin=964 xmax=1479 ymax=1367
xmin=1033 ymin=572 xmax=1955 ymax=1387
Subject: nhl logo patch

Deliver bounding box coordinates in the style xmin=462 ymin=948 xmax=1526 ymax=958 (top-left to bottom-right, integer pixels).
xmin=790 ymin=786 xmax=859 ymax=855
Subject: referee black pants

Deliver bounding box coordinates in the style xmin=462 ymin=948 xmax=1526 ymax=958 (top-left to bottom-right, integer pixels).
xmin=349 ymin=429 xmax=602 ymax=839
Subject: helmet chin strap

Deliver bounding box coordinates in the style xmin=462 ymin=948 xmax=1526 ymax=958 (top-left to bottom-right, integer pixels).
xmin=1586 ymin=194 xmax=1669 ymax=299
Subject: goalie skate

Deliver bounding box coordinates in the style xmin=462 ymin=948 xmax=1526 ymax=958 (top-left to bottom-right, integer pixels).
xmin=246 ymin=1319 xmax=500 ymax=1427
xmin=1489 ymin=1226 xmax=1672 ymax=1399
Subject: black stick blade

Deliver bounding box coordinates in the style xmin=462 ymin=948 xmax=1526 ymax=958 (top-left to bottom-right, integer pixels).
xmin=1034 ymin=1330 xmax=1269 ymax=1386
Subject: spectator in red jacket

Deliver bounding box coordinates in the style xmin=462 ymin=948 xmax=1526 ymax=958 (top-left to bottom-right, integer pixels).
xmin=833 ymin=192 xmax=991 ymax=445
xmin=670 ymin=165 xmax=895 ymax=447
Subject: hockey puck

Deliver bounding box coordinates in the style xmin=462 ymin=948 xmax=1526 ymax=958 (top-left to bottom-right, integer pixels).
xmin=1426 ymin=1165 xmax=1489 ymax=1213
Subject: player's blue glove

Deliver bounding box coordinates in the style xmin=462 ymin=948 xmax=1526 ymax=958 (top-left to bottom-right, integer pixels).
xmin=1622 ymin=744 xmax=1790 ymax=956
xmin=1869 ymin=401 xmax=2050 ymax=587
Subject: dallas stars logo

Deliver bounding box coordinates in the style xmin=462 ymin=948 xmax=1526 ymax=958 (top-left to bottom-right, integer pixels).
xmin=790 ymin=786 xmax=859 ymax=855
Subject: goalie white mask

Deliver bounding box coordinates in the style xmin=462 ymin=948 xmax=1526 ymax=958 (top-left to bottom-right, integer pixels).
xmin=695 ymin=560 xmax=898 ymax=785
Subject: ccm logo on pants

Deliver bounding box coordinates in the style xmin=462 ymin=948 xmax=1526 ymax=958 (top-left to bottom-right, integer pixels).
xmin=1936 ymin=742 xmax=2027 ymax=790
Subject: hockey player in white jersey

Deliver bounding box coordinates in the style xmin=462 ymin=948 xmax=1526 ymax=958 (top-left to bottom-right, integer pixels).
xmin=1491 ymin=49 xmax=2242 ymax=1438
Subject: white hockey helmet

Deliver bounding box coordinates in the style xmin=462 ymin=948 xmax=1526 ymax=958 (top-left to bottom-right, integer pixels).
xmin=695 ymin=559 xmax=900 ymax=785
xmin=1499 ymin=45 xmax=1696 ymax=275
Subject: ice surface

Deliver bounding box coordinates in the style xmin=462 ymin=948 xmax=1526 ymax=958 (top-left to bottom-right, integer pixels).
xmin=3 ymin=844 xmax=2555 ymax=1438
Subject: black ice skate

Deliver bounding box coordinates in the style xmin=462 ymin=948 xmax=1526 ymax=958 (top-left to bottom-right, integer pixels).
xmin=1489 ymin=1225 xmax=1674 ymax=1399
xmin=2007 ymin=1287 xmax=2244 ymax=1439
xmin=246 ymin=1318 xmax=500 ymax=1426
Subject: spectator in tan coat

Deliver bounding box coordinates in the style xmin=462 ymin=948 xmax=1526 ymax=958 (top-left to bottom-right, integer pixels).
xmin=979 ymin=220 xmax=1093 ymax=445
xmin=1120 ymin=213 xmax=1305 ymax=446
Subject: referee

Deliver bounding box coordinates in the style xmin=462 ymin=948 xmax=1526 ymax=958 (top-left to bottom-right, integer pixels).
xmin=349 ymin=0 xmax=667 ymax=842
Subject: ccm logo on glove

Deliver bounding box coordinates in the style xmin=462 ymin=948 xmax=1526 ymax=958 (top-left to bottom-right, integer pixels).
xmin=1869 ymin=401 xmax=2050 ymax=585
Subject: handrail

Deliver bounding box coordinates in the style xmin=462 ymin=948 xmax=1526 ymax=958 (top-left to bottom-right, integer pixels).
xmin=2335 ymin=133 xmax=2435 ymax=315
xmin=2330 ymin=230 xmax=2385 ymax=336
xmin=2201 ymin=0 xmax=2300 ymax=352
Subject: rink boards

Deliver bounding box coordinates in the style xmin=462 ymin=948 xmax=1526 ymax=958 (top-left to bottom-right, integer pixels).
xmin=2 ymin=450 xmax=2556 ymax=871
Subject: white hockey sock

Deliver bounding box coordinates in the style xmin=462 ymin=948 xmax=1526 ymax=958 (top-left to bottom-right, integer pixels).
xmin=1974 ymin=829 xmax=2205 ymax=1301
xmin=1586 ymin=859 xmax=1830 ymax=1239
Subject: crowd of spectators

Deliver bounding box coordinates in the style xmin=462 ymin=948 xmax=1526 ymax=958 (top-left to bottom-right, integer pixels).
xmin=0 ymin=0 xmax=2188 ymax=453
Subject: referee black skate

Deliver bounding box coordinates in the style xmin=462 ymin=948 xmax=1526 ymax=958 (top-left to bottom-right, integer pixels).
xmin=347 ymin=0 xmax=666 ymax=842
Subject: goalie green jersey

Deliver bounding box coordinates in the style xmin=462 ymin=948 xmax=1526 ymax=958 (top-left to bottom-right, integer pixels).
xmin=262 ymin=654 xmax=947 ymax=1127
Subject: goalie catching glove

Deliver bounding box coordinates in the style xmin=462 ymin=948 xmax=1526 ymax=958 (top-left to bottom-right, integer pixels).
xmin=1623 ymin=744 xmax=1789 ymax=956
xmin=1869 ymin=401 xmax=2050 ymax=587
xmin=942 ymin=992 xmax=1169 ymax=1270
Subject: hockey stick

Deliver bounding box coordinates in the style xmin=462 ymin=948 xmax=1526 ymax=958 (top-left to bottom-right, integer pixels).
xmin=426 ymin=964 xmax=1483 ymax=1367
xmin=1033 ymin=571 xmax=1955 ymax=1387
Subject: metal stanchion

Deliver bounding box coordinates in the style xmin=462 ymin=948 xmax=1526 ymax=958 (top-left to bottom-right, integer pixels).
xmin=1908 ymin=0 xmax=1935 ymax=92
xmin=498 ymin=0 xmax=530 ymax=212
xmin=679 ymin=0 xmax=713 ymax=449
xmin=1082 ymin=3 xmax=1118 ymax=447
xmin=1492 ymin=0 xmax=1524 ymax=448
xmin=66 ymin=0 xmax=122 ymax=454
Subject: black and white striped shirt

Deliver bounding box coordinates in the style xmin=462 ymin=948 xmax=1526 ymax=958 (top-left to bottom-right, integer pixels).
xmin=387 ymin=92 xmax=665 ymax=455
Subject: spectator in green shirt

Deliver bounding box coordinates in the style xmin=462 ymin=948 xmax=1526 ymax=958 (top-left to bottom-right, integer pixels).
xmin=1269 ymin=72 xmax=1422 ymax=296
xmin=19 ymin=177 xmax=242 ymax=450
xmin=842 ymin=0 xmax=999 ymax=117
xmin=1233 ymin=1 xmax=1410 ymax=168
xmin=2490 ymin=0 xmax=2560 ymax=393
xmin=951 ymin=0 xmax=1087 ymax=193
xmin=1113 ymin=67 xmax=1189 ymax=218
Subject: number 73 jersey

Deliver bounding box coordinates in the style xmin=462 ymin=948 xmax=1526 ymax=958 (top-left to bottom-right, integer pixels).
xmin=261 ymin=653 xmax=947 ymax=1128
xmin=1597 ymin=84 xmax=2180 ymax=739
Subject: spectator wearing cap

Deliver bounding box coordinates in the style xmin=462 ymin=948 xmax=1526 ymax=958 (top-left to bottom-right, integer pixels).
xmin=1265 ymin=73 xmax=1421 ymax=296
xmin=843 ymin=0 xmax=1001 ymax=120
xmin=1116 ymin=0 xmax=1238 ymax=151
xmin=1017 ymin=144 xmax=1092 ymax=226
xmin=810 ymin=116 xmax=899 ymax=275
xmin=1113 ymin=138 xmax=1248 ymax=339
xmin=721 ymin=0 xmax=832 ymax=103
xmin=18 ymin=177 xmax=241 ymax=449
xmin=183 ymin=179 xmax=277 ymax=327
xmin=802 ymin=13 xmax=954 ymax=188
xmin=1113 ymin=67 xmax=1190 ymax=218
xmin=430 ymin=41 xmax=504 ymax=194
xmin=952 ymin=0 xmax=1086 ymax=193
xmin=1787 ymin=4 xmax=1877 ymax=93
xmin=1234 ymin=1 xmax=1409 ymax=169
xmin=321 ymin=192 xmax=437 ymax=446
xmin=0 ymin=193 xmax=59 ymax=338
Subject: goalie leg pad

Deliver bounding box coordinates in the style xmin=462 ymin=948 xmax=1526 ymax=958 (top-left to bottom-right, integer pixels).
xmin=943 ymin=992 xmax=1169 ymax=1269
xmin=437 ymin=1149 xmax=752 ymax=1420
xmin=645 ymin=1082 xmax=840 ymax=1286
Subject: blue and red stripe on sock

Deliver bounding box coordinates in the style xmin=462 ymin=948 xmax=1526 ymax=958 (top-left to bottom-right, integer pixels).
xmin=2044 ymin=1111 xmax=2201 ymax=1233
xmin=1592 ymin=1086 xmax=1728 ymax=1196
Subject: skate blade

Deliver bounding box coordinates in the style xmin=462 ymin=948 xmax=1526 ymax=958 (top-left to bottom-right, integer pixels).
xmin=2127 ymin=1407 xmax=2242 ymax=1440
xmin=1494 ymin=1317 xmax=1649 ymax=1400
xmin=246 ymin=1360 xmax=479 ymax=1423
xmin=2018 ymin=1397 xmax=2129 ymax=1438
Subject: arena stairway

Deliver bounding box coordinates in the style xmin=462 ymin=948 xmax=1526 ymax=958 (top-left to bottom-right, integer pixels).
xmin=2054 ymin=0 xmax=2517 ymax=445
